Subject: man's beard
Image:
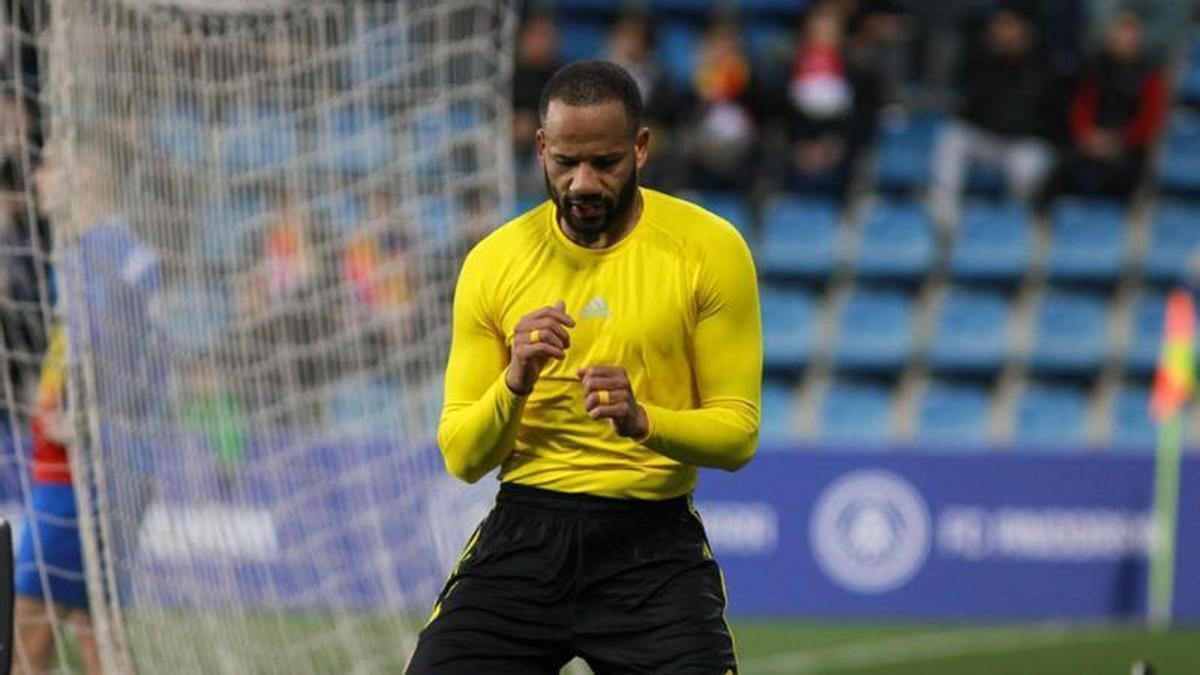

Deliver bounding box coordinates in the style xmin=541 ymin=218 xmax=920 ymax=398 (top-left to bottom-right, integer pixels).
xmin=545 ymin=167 xmax=638 ymax=237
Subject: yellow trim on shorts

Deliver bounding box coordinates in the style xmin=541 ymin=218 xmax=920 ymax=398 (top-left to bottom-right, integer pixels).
xmin=424 ymin=524 xmax=485 ymax=627
xmin=686 ymin=495 xmax=739 ymax=671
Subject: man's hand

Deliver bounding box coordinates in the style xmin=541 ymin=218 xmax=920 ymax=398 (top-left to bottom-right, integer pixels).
xmin=506 ymin=301 xmax=574 ymax=395
xmin=577 ymin=365 xmax=649 ymax=440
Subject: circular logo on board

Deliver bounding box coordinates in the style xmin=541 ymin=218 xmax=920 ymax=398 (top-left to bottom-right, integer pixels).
xmin=810 ymin=470 xmax=931 ymax=593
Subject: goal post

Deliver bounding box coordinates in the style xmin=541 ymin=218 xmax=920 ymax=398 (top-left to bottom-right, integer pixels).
xmin=1 ymin=0 xmax=517 ymax=672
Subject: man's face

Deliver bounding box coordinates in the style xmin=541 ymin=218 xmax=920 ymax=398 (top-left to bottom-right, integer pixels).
xmin=1106 ymin=15 xmax=1143 ymax=61
xmin=538 ymin=100 xmax=648 ymax=237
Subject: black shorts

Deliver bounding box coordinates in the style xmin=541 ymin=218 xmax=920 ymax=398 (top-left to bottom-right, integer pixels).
xmin=406 ymin=482 xmax=738 ymax=675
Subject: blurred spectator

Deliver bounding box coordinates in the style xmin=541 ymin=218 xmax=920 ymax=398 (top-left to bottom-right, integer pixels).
xmin=902 ymin=0 xmax=972 ymax=103
xmin=1040 ymin=10 xmax=1166 ymax=205
xmin=181 ymin=355 xmax=245 ymax=493
xmin=1087 ymin=0 xmax=1189 ymax=62
xmin=343 ymin=186 xmax=413 ymax=314
xmin=262 ymin=193 xmax=315 ymax=303
xmin=1013 ymin=0 xmax=1089 ymax=81
xmin=607 ymin=13 xmax=677 ymax=126
xmin=931 ymin=8 xmax=1055 ymax=224
xmin=607 ymin=13 xmax=681 ymax=188
xmin=683 ymin=17 xmax=763 ymax=190
xmin=785 ymin=3 xmax=886 ymax=201
xmin=513 ymin=13 xmax=560 ymax=196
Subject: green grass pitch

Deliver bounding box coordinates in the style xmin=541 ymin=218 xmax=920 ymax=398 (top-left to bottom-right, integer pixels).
xmin=52 ymin=614 xmax=1200 ymax=673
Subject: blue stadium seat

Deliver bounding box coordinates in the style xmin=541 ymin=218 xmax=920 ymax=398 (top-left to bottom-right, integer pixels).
xmin=757 ymin=195 xmax=839 ymax=277
xmin=413 ymin=196 xmax=459 ymax=249
xmin=447 ymin=100 xmax=488 ymax=132
xmin=1110 ymin=384 xmax=1157 ymax=452
xmin=512 ymin=194 xmax=545 ymax=218
xmin=950 ymin=201 xmax=1031 ymax=282
xmin=761 ymin=286 xmax=817 ymax=371
xmin=760 ymin=379 xmax=800 ymax=444
xmin=927 ymin=287 xmax=1010 ymax=373
xmin=744 ymin=20 xmax=794 ymax=74
xmin=1159 ymin=110 xmax=1200 ymax=194
xmin=311 ymin=193 xmax=366 ymax=237
xmin=1126 ymin=292 xmax=1166 ymax=375
xmin=1145 ymin=202 xmax=1200 ymax=284
xmin=833 ymin=287 xmax=914 ymax=371
xmin=320 ymin=104 xmax=394 ymax=174
xmin=154 ymin=284 xmax=231 ymax=353
xmin=329 ymin=377 xmax=400 ymax=430
xmin=691 ymin=191 xmax=754 ymax=240
xmin=1181 ymin=67 xmax=1200 ymax=108
xmin=873 ymin=110 xmax=944 ymax=193
xmin=557 ymin=18 xmax=609 ymax=63
xmin=914 ymin=380 xmax=991 ymax=448
xmin=1179 ymin=37 xmax=1200 ymax=105
xmin=964 ymin=162 xmax=1006 ymax=197
xmin=555 ymin=0 xmax=621 ymax=13
xmin=1012 ymin=381 xmax=1089 ymax=449
xmin=343 ymin=19 xmax=406 ymax=88
xmin=194 ymin=191 xmax=270 ymax=267
xmin=220 ymin=104 xmax=300 ymax=176
xmin=650 ymin=0 xmax=716 ymax=14
xmin=151 ymin=105 xmax=206 ymax=168
xmin=818 ymin=379 xmax=893 ymax=446
xmin=740 ymin=0 xmax=812 ymax=15
xmin=657 ymin=20 xmax=700 ymax=88
xmin=1029 ymin=290 xmax=1109 ymax=374
xmin=856 ymin=201 xmax=934 ymax=280
xmin=1046 ymin=199 xmax=1126 ymax=282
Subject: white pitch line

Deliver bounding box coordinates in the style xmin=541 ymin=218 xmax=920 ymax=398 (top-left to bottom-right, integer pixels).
xmin=741 ymin=623 xmax=1115 ymax=674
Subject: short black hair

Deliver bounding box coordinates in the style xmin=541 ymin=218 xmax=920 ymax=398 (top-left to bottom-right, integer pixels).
xmin=538 ymin=60 xmax=643 ymax=136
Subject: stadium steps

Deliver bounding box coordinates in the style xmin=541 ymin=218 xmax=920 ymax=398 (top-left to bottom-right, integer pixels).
xmin=949 ymin=200 xmax=1033 ymax=284
xmin=1009 ymin=378 xmax=1092 ymax=450
xmin=1145 ymin=201 xmax=1200 ymax=284
xmin=1124 ymin=289 xmax=1167 ymax=376
xmin=1104 ymin=380 xmax=1158 ymax=452
xmin=761 ymin=284 xmax=818 ymax=373
xmin=814 ymin=375 xmax=896 ymax=447
xmin=757 ymin=195 xmax=841 ymax=279
xmin=854 ymin=199 xmax=936 ymax=282
xmin=908 ymin=376 xmax=993 ymax=449
xmin=926 ymin=284 xmax=1013 ymax=375
xmin=1045 ymin=198 xmax=1128 ymax=284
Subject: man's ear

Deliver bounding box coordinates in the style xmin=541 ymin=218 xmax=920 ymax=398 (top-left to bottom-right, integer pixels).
xmin=536 ymin=128 xmax=546 ymax=166
xmin=634 ymin=126 xmax=650 ymax=170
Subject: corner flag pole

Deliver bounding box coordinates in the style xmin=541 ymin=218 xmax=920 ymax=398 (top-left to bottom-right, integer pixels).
xmin=1148 ymin=288 xmax=1195 ymax=627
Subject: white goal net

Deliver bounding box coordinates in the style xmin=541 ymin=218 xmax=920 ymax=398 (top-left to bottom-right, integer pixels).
xmin=1 ymin=0 xmax=515 ymax=672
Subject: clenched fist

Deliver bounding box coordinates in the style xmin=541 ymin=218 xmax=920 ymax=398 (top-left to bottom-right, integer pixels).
xmin=577 ymin=365 xmax=649 ymax=440
xmin=506 ymin=301 xmax=575 ymax=396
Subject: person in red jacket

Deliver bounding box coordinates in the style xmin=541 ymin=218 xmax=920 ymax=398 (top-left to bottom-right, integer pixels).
xmin=1041 ymin=9 xmax=1167 ymax=205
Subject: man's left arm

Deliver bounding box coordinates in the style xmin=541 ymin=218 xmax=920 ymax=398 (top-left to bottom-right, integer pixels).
xmin=633 ymin=227 xmax=762 ymax=470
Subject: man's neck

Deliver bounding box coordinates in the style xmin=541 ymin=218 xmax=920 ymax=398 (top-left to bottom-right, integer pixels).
xmin=559 ymin=190 xmax=643 ymax=250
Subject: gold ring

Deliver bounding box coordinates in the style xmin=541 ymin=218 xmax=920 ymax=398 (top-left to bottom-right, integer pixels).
xmin=598 ymin=390 xmax=610 ymax=405
xmin=529 ymin=329 xmax=540 ymax=344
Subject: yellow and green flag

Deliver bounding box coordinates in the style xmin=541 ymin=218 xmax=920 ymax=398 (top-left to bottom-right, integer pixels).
xmin=1148 ymin=288 xmax=1195 ymax=626
xmin=1151 ymin=289 xmax=1195 ymax=422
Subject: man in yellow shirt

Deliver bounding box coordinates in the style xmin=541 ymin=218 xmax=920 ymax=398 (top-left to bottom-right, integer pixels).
xmin=406 ymin=60 xmax=761 ymax=675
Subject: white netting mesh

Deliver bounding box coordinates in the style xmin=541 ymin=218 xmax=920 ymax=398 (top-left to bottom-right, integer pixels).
xmin=0 ymin=0 xmax=515 ymax=672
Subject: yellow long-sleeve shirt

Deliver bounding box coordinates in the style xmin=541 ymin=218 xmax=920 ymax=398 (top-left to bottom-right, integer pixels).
xmin=437 ymin=187 xmax=762 ymax=499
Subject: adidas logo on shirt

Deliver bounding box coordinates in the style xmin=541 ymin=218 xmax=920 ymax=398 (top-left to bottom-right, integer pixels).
xmin=580 ymin=297 xmax=611 ymax=319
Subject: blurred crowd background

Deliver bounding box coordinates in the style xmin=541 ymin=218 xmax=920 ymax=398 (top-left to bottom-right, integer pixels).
xmin=511 ymin=0 xmax=1200 ymax=452
xmin=2 ymin=0 xmax=1200 ymax=455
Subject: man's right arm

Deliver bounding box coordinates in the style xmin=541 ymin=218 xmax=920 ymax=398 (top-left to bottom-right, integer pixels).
xmin=436 ymin=253 xmax=527 ymax=483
